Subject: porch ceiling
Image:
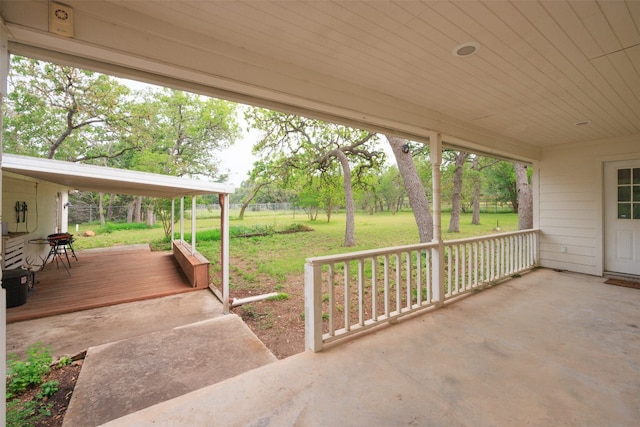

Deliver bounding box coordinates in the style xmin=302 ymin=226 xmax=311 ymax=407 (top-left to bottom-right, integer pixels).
xmin=1 ymin=1 xmax=639 ymax=161
xmin=1 ymin=154 xmax=233 ymax=198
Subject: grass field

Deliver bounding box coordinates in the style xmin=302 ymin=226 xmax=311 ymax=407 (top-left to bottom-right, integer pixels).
xmin=73 ymin=210 xmax=518 ymax=281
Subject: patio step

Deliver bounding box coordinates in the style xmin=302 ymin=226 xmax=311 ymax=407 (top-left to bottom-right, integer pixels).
xmin=62 ymin=314 xmax=277 ymax=427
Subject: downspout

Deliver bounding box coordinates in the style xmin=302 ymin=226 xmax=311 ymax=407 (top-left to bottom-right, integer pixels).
xmin=429 ymin=132 xmax=445 ymax=306
xmin=220 ymin=193 xmax=230 ymax=314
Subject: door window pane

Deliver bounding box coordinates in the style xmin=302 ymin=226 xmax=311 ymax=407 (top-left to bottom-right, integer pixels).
xmin=618 ymin=168 xmax=631 ymax=185
xmin=618 ymin=203 xmax=631 ymax=219
xmin=634 ymin=203 xmax=640 ymax=220
xmin=633 ymin=168 xmax=640 ymax=184
xmin=618 ymin=186 xmax=631 ymax=202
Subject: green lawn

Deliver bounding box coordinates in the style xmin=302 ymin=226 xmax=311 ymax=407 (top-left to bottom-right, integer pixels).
xmin=72 ymin=210 xmax=519 ymax=282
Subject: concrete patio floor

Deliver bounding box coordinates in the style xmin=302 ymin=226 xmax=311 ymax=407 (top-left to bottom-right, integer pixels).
xmin=104 ymin=268 xmax=640 ymax=426
xmin=6 ymin=289 xmax=224 ymax=358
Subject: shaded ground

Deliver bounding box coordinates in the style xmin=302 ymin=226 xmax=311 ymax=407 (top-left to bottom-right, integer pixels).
xmin=229 ymin=264 xmax=306 ymax=359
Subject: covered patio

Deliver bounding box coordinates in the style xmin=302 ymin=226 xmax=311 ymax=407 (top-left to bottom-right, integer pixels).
xmin=5 ymin=245 xmax=198 ymax=324
xmin=104 ymin=267 xmax=640 ymax=426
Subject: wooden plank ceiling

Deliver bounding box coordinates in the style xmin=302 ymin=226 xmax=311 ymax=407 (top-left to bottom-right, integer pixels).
xmin=1 ymin=1 xmax=638 ymax=160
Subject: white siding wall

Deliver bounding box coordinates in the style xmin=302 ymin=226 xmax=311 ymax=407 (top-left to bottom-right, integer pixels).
xmin=537 ymin=134 xmax=640 ymax=276
xmin=2 ymin=173 xmax=68 ymax=264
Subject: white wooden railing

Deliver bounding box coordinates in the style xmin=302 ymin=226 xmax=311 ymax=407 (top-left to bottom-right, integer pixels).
xmin=304 ymin=229 xmax=539 ymax=352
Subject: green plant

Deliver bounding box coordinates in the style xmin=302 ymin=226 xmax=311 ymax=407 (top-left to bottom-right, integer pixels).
xmin=57 ymin=355 xmax=72 ymax=367
xmin=241 ymin=304 xmax=258 ymax=319
xmin=37 ymin=380 xmax=59 ymax=399
xmin=6 ymin=343 xmax=53 ymax=398
xmin=274 ymin=284 xmax=285 ymax=291
xmin=266 ymin=292 xmax=290 ymax=301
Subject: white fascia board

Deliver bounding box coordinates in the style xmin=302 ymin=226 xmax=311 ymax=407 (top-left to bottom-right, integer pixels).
xmin=1 ymin=154 xmax=234 ymax=198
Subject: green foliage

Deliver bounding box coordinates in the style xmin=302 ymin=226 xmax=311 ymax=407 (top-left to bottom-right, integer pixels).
xmin=6 ymin=343 xmax=53 ymax=398
xmin=175 ymin=223 xmax=312 ymax=243
xmin=266 ymin=293 xmax=290 ymax=301
xmin=6 ymin=398 xmax=52 ymax=427
xmin=57 ymin=355 xmax=72 ymax=367
xmin=96 ymin=221 xmax=156 ymax=234
xmin=37 ymin=380 xmax=60 ymax=399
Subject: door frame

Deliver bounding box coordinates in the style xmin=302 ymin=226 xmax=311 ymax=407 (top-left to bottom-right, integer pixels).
xmin=602 ymin=157 xmax=640 ymax=277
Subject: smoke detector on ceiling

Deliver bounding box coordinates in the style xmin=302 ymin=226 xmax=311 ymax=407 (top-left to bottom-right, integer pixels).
xmin=49 ymin=2 xmax=74 ymax=38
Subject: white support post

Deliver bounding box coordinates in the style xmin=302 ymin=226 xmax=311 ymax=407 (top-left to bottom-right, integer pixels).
xmin=180 ymin=197 xmax=185 ymax=245
xmin=170 ymin=199 xmax=175 ymax=243
xmin=220 ymin=193 xmax=230 ymax=314
xmin=191 ymin=196 xmax=196 ymax=256
xmin=1 ymin=18 xmax=9 ymax=427
xmin=430 ymin=132 xmax=445 ymax=306
xmin=304 ymin=260 xmax=323 ymax=352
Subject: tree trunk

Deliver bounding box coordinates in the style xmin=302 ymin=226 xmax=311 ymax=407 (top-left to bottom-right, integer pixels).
xmin=332 ymin=150 xmax=356 ymax=247
xmin=106 ymin=194 xmax=115 ymax=221
xmin=515 ymin=163 xmax=533 ymax=229
xmin=448 ymin=152 xmax=468 ymax=232
xmin=146 ymin=205 xmax=155 ymax=226
xmin=98 ymin=193 xmax=106 ymax=226
xmin=126 ymin=201 xmax=134 ymax=223
xmin=387 ymin=136 xmax=433 ymax=242
xmin=471 ymin=156 xmax=481 ymax=225
xmin=239 ymin=181 xmax=271 ymax=219
xmin=134 ymin=196 xmax=143 ymax=223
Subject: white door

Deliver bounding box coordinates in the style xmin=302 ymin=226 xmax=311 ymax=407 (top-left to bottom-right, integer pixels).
xmin=604 ymin=160 xmax=640 ymax=276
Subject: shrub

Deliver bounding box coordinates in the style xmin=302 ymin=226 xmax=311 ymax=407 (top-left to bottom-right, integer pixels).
xmin=6 ymin=343 xmax=53 ymax=398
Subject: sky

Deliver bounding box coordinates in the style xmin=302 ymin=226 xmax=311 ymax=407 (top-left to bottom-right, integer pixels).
xmin=120 ymin=78 xmax=258 ymax=188
xmin=218 ymin=119 xmax=260 ymax=187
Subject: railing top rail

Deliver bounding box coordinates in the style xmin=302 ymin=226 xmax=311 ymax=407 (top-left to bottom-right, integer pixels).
xmin=305 ymin=229 xmax=540 ymax=266
xmin=306 ymin=241 xmax=439 ymax=265
xmin=444 ymin=229 xmax=539 ymax=246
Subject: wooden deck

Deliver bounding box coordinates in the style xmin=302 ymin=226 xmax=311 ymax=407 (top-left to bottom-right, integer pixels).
xmin=6 ymin=245 xmax=198 ymax=323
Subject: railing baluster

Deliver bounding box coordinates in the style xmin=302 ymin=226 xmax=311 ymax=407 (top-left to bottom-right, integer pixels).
xmin=344 ymin=262 xmax=350 ymax=332
xmin=406 ymin=252 xmax=411 ymax=310
xmin=358 ymin=259 xmax=364 ymax=327
xmin=395 ymin=253 xmax=401 ymax=314
xmin=473 ymin=242 xmax=478 ymax=288
xmin=426 ymin=249 xmax=431 ymax=304
xmin=416 ymin=250 xmax=422 ymax=306
xmin=384 ymin=255 xmax=390 ymax=317
xmin=372 ymin=257 xmax=377 ymax=322
xmin=328 ymin=264 xmax=335 ymax=337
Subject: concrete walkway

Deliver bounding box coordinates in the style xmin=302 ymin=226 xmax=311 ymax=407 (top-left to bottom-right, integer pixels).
xmin=104 ymin=269 xmax=640 ymax=426
xmin=7 ymin=289 xmax=223 ymax=358
xmin=63 ymin=315 xmax=276 ymax=426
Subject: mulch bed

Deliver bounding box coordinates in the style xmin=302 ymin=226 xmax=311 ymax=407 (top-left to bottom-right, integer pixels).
xmin=604 ymin=277 xmax=640 ymax=290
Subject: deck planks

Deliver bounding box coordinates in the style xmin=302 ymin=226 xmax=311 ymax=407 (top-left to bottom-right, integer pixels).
xmin=6 ymin=246 xmax=197 ymax=323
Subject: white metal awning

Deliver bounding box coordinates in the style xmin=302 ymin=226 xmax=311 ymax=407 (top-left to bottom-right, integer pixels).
xmin=1 ymin=154 xmax=234 ymax=198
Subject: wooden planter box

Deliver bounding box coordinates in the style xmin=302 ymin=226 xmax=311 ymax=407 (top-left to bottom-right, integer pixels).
xmin=172 ymin=241 xmax=210 ymax=288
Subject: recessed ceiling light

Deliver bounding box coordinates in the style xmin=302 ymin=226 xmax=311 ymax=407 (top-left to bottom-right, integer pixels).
xmin=453 ymin=42 xmax=479 ymax=57
xmin=574 ymin=120 xmax=590 ymax=126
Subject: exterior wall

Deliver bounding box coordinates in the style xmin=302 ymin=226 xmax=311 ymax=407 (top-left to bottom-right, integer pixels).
xmin=537 ymin=134 xmax=640 ymax=276
xmin=2 ymin=173 xmax=69 ymax=264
